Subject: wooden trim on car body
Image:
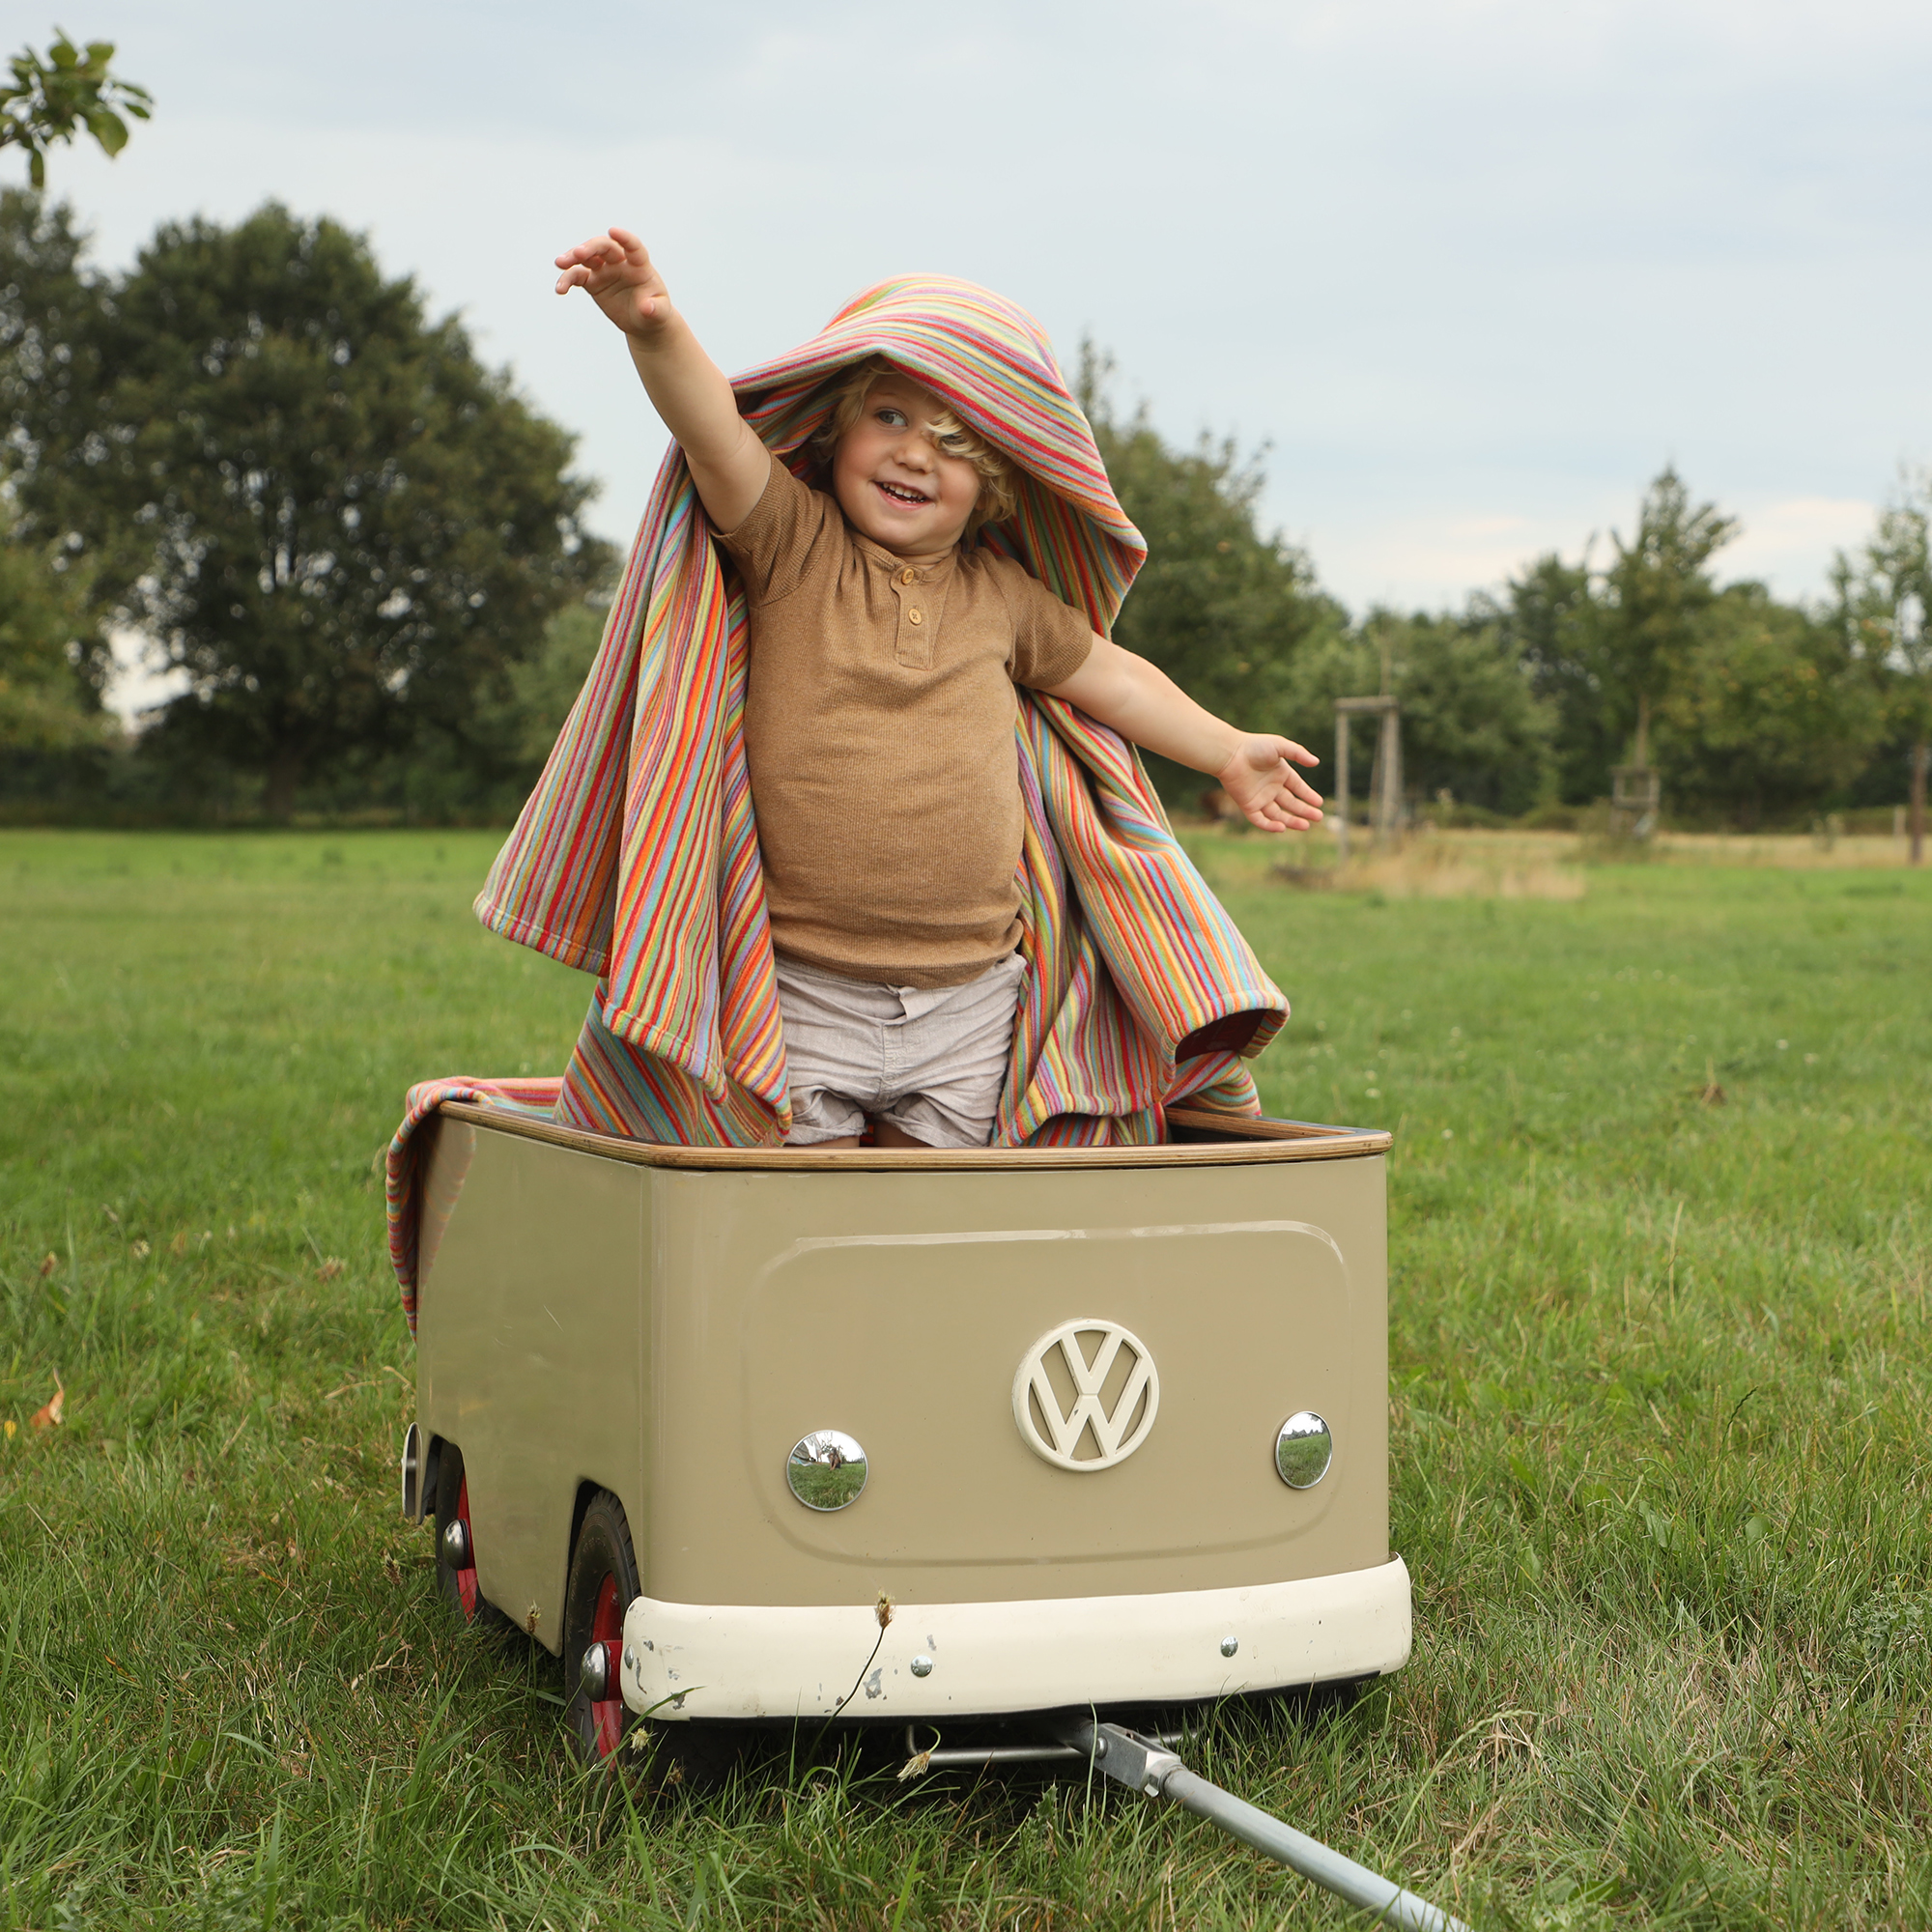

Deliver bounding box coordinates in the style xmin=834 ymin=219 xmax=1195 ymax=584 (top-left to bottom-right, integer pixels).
xmin=434 ymin=1099 xmax=1392 ymax=1172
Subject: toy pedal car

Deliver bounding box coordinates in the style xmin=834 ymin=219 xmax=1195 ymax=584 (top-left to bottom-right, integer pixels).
xmin=398 ymin=1102 xmax=1408 ymax=1761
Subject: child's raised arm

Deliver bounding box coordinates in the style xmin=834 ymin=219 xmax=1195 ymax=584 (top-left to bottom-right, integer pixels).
xmin=1044 ymin=638 xmax=1324 ymax=834
xmin=554 ymin=228 xmax=769 ymax=532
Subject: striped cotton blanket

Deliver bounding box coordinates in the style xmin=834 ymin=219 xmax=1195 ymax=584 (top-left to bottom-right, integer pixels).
xmin=386 ymin=275 xmax=1287 ymax=1325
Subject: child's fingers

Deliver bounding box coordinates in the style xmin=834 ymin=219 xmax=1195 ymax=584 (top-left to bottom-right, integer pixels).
xmin=1243 ymin=736 xmax=1318 ymax=775
xmin=1256 ymin=755 xmax=1322 ymax=810
xmin=1254 ymin=735 xmax=1311 ymax=758
xmin=1263 ymin=779 xmax=1321 ymax=831
xmin=554 ymin=234 xmax=628 ymax=273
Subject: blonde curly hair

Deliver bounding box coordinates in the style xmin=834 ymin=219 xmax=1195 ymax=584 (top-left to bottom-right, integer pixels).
xmin=810 ymin=355 xmax=1019 ymax=533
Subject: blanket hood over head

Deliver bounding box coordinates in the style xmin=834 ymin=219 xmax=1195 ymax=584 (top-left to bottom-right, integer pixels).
xmin=469 ymin=273 xmax=1288 ymax=1156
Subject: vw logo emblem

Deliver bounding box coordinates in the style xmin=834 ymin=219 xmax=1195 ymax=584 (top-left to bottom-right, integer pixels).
xmin=1011 ymin=1319 xmax=1160 ymax=1472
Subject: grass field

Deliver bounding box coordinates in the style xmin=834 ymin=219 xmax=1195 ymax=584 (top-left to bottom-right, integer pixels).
xmin=2 ymin=828 xmax=1928 ymax=1930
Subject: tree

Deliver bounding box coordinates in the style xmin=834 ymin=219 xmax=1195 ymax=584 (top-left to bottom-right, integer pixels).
xmin=0 ymin=535 xmax=109 ymax=750
xmin=1359 ymin=611 xmax=1556 ymax=816
xmin=1 ymin=32 xmax=149 ymax=187
xmin=1833 ymin=480 xmax=1932 ymax=863
xmin=0 ymin=189 xmax=110 ymax=595
xmin=0 ymin=189 xmax=107 ymax=753
xmin=502 ymin=598 xmax=607 ymax=767
xmin=3 ymin=198 xmax=612 ymax=816
xmin=1078 ymin=347 xmax=1349 ymax=800
xmin=1600 ymin=467 xmax=1736 ymax=770
xmin=1656 ymin=583 xmax=1883 ymax=828
xmin=1481 ymin=553 xmax=1614 ymax=805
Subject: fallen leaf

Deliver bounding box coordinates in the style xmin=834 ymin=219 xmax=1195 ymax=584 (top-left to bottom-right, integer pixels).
xmin=170 ymin=1231 xmax=189 ymax=1258
xmin=30 ymin=1377 xmax=65 ymax=1433
xmin=316 ymin=1258 xmax=345 ymax=1282
xmin=4 ymin=1419 xmax=14 ymax=1440
xmin=39 ymin=1254 xmax=56 ymax=1278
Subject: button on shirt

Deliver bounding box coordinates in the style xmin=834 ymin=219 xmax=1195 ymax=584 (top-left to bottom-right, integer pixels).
xmin=718 ymin=451 xmax=1095 ymax=987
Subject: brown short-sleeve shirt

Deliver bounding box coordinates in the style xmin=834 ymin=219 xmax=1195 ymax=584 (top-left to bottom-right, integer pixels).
xmin=718 ymin=452 xmax=1094 ymax=987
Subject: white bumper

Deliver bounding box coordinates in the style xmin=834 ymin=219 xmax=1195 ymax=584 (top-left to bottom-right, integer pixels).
xmin=620 ymin=1557 xmax=1410 ymax=1722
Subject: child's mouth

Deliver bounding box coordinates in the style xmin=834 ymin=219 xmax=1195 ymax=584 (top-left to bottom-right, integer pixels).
xmin=873 ymin=480 xmax=932 ymax=508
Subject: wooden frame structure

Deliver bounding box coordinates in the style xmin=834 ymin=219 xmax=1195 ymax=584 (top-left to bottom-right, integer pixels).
xmin=1333 ymin=696 xmax=1402 ymax=863
xmin=1609 ymin=764 xmax=1661 ymax=841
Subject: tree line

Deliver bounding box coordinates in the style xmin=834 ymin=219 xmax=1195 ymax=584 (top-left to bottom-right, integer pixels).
xmin=1085 ymin=358 xmax=1928 ymax=839
xmin=3 ymin=189 xmax=1927 ymax=837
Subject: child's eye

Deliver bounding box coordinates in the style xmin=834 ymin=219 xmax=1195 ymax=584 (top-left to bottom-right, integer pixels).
xmin=874 ymin=408 xmax=908 ymax=427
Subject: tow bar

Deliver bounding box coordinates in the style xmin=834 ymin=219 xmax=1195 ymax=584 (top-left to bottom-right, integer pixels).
xmin=904 ymin=1719 xmax=1468 ymax=1932
xmin=1061 ymin=1719 xmax=1467 ymax=1932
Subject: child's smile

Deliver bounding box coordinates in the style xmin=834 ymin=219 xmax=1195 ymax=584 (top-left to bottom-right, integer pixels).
xmin=832 ymin=374 xmax=983 ymax=560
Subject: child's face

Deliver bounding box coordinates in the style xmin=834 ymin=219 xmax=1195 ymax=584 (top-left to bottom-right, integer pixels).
xmin=831 ymin=375 xmax=983 ymax=556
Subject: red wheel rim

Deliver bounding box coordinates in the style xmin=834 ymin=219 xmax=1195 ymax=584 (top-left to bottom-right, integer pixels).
xmin=588 ymin=1572 xmax=624 ymax=1758
xmin=454 ymin=1474 xmax=479 ymax=1620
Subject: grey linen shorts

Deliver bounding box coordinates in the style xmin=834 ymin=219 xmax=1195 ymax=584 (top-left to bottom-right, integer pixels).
xmin=776 ymin=952 xmax=1027 ymax=1149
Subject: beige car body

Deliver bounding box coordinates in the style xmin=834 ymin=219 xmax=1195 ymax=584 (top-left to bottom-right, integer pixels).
xmin=408 ymin=1104 xmax=1410 ymax=1722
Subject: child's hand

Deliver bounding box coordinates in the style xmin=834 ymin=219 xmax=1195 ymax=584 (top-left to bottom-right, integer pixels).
xmin=554 ymin=227 xmax=672 ymax=340
xmin=1217 ymin=736 xmax=1324 ymax=833
xmin=554 ymin=229 xmax=764 ymax=528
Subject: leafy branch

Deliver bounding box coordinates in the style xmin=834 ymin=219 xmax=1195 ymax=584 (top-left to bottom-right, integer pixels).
xmin=1 ymin=30 xmax=151 ymax=187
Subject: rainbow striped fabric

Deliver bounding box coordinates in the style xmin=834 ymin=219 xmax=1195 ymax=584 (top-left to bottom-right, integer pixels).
xmin=387 ymin=1076 xmax=557 ymax=1329
xmin=387 ymin=275 xmax=1287 ymax=1321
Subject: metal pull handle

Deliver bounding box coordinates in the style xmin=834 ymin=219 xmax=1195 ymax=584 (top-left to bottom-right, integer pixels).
xmin=1055 ymin=1718 xmax=1470 ymax=1932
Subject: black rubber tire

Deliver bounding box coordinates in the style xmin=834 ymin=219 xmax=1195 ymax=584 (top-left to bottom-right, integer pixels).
xmin=563 ymin=1489 xmax=641 ymax=1764
xmin=433 ymin=1441 xmax=510 ymax=1630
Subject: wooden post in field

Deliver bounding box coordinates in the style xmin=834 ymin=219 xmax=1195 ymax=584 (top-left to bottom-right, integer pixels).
xmin=1907 ymin=741 xmax=1927 ymax=866
xmin=1334 ymin=711 xmax=1350 ymax=863
xmin=1376 ymin=703 xmax=1403 ymax=841
xmin=1335 ymin=696 xmax=1401 ymax=859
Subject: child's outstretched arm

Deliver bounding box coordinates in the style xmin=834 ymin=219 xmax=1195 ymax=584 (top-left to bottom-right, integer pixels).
xmin=554 ymin=228 xmax=768 ymax=531
xmin=1043 ymin=638 xmax=1324 ymax=833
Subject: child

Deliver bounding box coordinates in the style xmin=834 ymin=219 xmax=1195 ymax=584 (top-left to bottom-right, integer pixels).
xmin=554 ymin=229 xmax=1323 ymax=1151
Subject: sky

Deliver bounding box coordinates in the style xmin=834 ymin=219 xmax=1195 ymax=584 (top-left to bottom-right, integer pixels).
xmin=18 ymin=0 xmax=1932 ymax=713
